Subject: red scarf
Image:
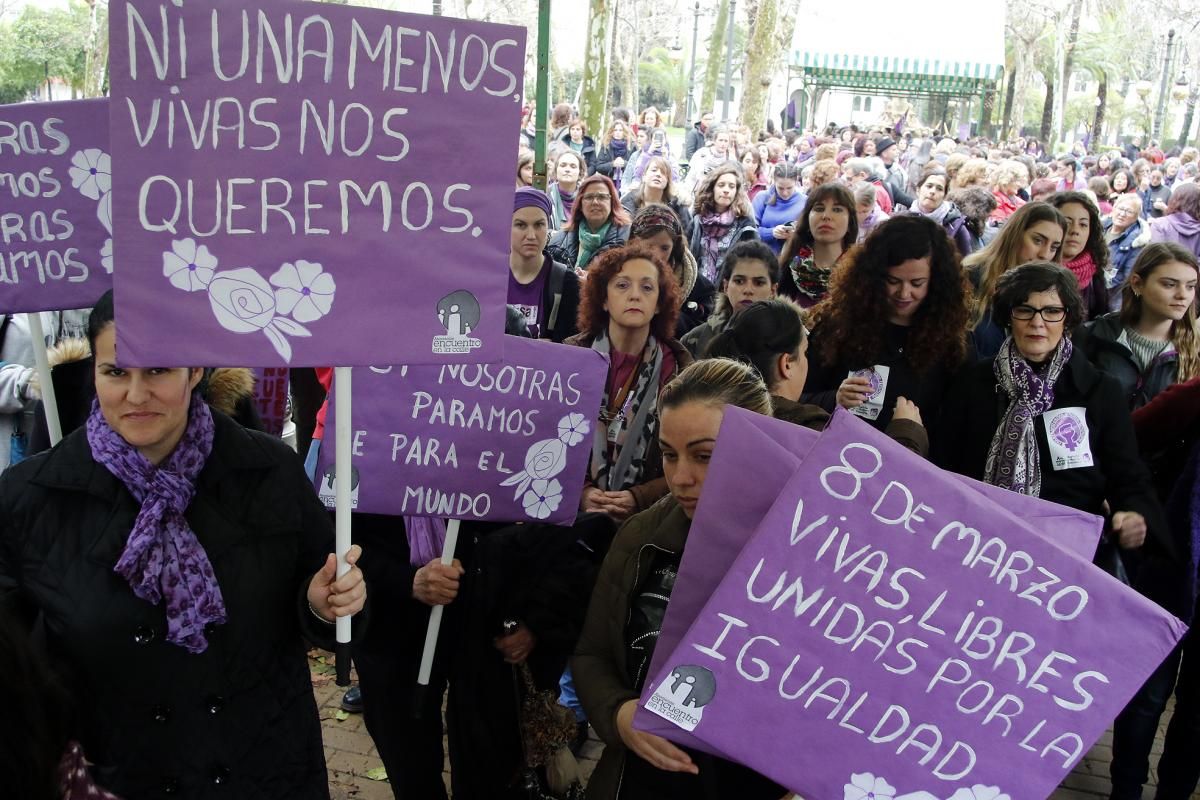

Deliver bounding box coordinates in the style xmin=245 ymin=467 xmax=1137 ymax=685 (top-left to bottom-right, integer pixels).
xmin=1063 ymin=251 xmax=1096 ymax=290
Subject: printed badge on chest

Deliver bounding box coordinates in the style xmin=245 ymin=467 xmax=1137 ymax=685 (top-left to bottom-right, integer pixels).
xmin=1042 ymin=407 xmax=1093 ymax=470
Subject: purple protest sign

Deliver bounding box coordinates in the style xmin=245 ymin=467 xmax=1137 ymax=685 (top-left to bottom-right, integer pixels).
xmin=315 ymin=336 xmax=607 ymax=525
xmin=109 ymin=0 xmax=525 ymax=367
xmin=0 ymin=99 xmax=112 ymax=314
xmin=644 ymin=410 xmax=1185 ymax=799
xmin=637 ymin=407 xmax=1106 ymax=755
xmin=252 ymin=366 xmax=290 ymax=436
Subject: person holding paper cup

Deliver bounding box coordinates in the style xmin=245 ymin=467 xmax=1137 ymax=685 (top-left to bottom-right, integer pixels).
xmin=567 ymin=243 xmax=692 ymax=522
xmin=801 ymin=215 xmax=972 ymax=433
xmin=935 ymin=262 xmax=1172 ymax=583
xmin=707 ymin=298 xmax=927 ymax=455
xmin=0 ymin=291 xmax=365 ymax=799
xmin=572 ymin=358 xmax=787 ymax=800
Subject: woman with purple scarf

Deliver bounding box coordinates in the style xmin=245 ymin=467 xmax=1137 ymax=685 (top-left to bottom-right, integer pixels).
xmin=685 ymin=163 xmax=759 ymax=286
xmin=0 ymin=291 xmax=365 ymax=799
xmin=935 ymin=263 xmax=1173 ymax=581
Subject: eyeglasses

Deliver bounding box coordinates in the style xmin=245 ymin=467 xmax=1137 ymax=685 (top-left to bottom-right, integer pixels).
xmin=581 ymin=193 xmax=611 ymax=204
xmin=1011 ymin=305 xmax=1067 ymax=322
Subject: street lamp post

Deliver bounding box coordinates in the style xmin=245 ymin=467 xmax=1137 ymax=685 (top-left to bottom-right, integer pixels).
xmin=722 ymin=0 xmax=736 ymax=122
xmin=686 ymin=2 xmax=700 ymax=124
xmin=1152 ymin=29 xmax=1176 ymax=142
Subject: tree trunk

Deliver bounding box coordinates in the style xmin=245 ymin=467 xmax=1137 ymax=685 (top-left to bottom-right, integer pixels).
xmin=1040 ymin=73 xmax=1055 ymax=144
xmin=1058 ymin=0 xmax=1083 ymax=139
xmin=981 ymin=89 xmax=996 ymax=139
xmin=1092 ymin=75 xmax=1108 ymax=147
xmin=579 ymin=0 xmax=613 ymax=137
xmin=699 ymin=0 xmax=729 ymax=115
xmin=1001 ymin=68 xmax=1017 ymax=140
xmin=739 ymin=0 xmax=776 ymax=135
xmin=1180 ymin=85 xmax=1199 ymax=148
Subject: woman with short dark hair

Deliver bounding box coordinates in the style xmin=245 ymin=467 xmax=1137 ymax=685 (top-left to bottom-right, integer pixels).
xmin=680 ymin=240 xmax=779 ymax=357
xmin=936 ymin=262 xmax=1170 ymax=580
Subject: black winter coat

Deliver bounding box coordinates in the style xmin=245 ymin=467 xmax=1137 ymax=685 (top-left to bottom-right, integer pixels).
xmin=934 ymin=347 xmax=1173 ymax=564
xmin=1073 ymin=313 xmax=1181 ymax=410
xmin=0 ymin=413 xmax=337 ymax=800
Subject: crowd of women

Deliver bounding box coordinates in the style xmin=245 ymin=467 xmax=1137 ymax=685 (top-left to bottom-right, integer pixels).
xmin=2 ymin=103 xmax=1199 ymax=800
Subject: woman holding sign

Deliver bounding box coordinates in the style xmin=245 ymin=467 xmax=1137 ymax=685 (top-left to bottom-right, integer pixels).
xmin=935 ymin=263 xmax=1171 ymax=580
xmin=567 ymin=243 xmax=691 ymax=522
xmin=801 ymin=215 xmax=972 ymax=434
xmin=0 ymin=292 xmax=365 ymax=799
xmin=572 ymin=358 xmax=787 ymax=799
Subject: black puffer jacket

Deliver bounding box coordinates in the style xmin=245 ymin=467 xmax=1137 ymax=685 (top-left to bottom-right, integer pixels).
xmin=1073 ymin=312 xmax=1181 ymax=410
xmin=0 ymin=412 xmax=338 ymax=799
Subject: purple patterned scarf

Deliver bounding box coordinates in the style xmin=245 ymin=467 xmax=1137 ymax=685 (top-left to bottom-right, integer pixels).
xmin=86 ymin=395 xmax=226 ymax=654
xmin=984 ymin=336 xmax=1073 ymax=496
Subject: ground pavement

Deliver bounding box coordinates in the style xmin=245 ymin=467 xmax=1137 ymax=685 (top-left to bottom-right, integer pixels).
xmin=311 ymin=650 xmax=1198 ymax=800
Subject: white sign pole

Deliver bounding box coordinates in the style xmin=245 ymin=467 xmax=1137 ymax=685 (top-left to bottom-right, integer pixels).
xmin=416 ymin=517 xmax=461 ymax=687
xmin=333 ymin=365 xmax=354 ymax=685
xmin=25 ymin=313 xmax=62 ymax=446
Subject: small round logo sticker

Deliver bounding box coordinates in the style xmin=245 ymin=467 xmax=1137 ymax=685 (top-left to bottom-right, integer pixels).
xmin=1050 ymin=411 xmax=1085 ymax=452
xmin=852 ymin=368 xmax=883 ymax=401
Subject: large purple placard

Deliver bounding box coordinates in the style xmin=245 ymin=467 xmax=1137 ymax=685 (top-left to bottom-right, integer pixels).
xmin=0 ymin=98 xmax=112 ymax=314
xmin=109 ymin=0 xmax=524 ymax=366
xmin=637 ymin=407 xmax=1106 ymax=755
xmin=316 ymin=336 xmax=607 ymax=525
xmin=645 ymin=410 xmax=1185 ymax=799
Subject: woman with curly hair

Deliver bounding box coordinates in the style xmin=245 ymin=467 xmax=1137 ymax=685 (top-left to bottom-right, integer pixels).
xmin=628 ymin=203 xmax=715 ymax=336
xmin=547 ymin=173 xmax=631 ymax=273
xmin=1049 ymin=191 xmax=1111 ymax=321
xmin=778 ymin=182 xmax=858 ymax=307
xmin=686 ymin=163 xmax=759 ymax=285
xmin=705 ymin=299 xmax=927 ymax=454
xmin=963 ymin=201 xmax=1067 ymax=358
xmin=801 ymin=215 xmax=971 ymax=432
xmin=566 ymin=243 xmax=690 ymax=522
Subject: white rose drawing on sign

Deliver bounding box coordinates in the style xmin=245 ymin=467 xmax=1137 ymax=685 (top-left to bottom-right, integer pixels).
xmin=844 ymin=773 xmax=896 ymax=800
xmin=502 ymin=414 xmax=591 ymax=518
xmin=161 ymin=242 xmax=335 ymax=363
xmin=69 ymin=148 xmax=110 ymax=199
xmin=522 ymin=479 xmax=563 ymax=520
xmin=163 ymin=238 xmax=217 ymax=292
